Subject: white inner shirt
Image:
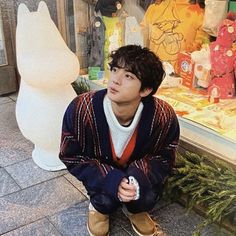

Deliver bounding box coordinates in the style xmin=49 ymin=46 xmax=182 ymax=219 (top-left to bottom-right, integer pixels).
xmin=103 ymin=95 xmax=143 ymax=158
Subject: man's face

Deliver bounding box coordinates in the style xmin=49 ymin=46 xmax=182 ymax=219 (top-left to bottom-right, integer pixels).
xmin=107 ymin=67 xmax=146 ymax=104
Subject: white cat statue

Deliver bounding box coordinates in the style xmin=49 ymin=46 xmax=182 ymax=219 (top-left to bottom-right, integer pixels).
xmin=15 ymin=1 xmax=79 ymax=171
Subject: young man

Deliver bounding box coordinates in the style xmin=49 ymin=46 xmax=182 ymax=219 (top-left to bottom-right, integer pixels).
xmin=59 ymin=45 xmax=180 ymax=236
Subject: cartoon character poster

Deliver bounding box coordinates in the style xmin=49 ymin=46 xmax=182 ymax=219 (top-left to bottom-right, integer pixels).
xmin=141 ymin=0 xmax=209 ymax=66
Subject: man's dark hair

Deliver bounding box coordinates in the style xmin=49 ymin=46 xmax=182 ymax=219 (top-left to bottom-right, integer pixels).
xmin=109 ymin=45 xmax=165 ymax=96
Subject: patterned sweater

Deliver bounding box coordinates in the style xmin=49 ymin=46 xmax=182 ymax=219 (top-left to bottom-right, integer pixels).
xmin=59 ymin=89 xmax=180 ymax=201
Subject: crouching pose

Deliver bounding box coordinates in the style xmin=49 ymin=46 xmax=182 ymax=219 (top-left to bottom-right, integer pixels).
xmin=59 ymin=45 xmax=180 ymax=236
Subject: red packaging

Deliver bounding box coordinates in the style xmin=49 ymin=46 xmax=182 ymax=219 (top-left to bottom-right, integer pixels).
xmin=176 ymin=52 xmax=195 ymax=89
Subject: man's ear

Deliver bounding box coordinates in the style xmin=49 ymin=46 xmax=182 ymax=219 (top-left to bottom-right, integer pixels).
xmin=140 ymin=87 xmax=153 ymax=97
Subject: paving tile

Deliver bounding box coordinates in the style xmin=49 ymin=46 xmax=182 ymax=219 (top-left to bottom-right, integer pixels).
xmin=0 ymin=96 xmax=12 ymax=105
xmin=0 ymin=177 xmax=85 ymax=235
xmin=149 ymin=202 xmax=197 ymax=235
xmin=110 ymin=230 xmax=133 ymax=236
xmin=2 ymin=218 xmax=62 ymax=236
xmin=200 ymin=225 xmax=232 ymax=236
xmin=0 ymin=168 xmax=20 ymax=197
xmin=0 ymin=102 xmax=19 ymax=132
xmin=49 ymin=200 xmax=90 ymax=236
xmin=49 ymin=201 xmax=133 ymax=236
xmin=0 ymin=137 xmax=33 ymax=167
xmin=151 ymin=202 xmax=231 ymax=236
xmin=64 ymin=173 xmax=89 ymax=199
xmin=110 ymin=208 xmax=131 ymax=234
xmin=151 ymin=198 xmax=171 ymax=211
xmin=5 ymin=158 xmax=67 ymax=189
xmin=0 ymin=102 xmax=33 ymax=167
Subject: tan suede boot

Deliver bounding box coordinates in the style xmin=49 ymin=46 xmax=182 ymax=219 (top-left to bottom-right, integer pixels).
xmin=124 ymin=211 xmax=166 ymax=236
xmin=87 ymin=210 xmax=109 ymax=236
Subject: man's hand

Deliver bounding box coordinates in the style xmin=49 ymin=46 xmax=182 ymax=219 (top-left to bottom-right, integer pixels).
xmin=118 ymin=178 xmax=137 ymax=202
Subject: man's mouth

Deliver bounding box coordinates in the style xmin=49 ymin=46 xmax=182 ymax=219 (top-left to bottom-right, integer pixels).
xmin=109 ymin=87 xmax=118 ymax=93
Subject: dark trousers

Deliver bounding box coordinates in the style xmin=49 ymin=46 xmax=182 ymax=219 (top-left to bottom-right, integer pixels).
xmin=90 ymin=189 xmax=159 ymax=215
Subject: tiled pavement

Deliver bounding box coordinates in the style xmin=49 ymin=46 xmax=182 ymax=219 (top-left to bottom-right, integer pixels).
xmin=0 ymin=93 xmax=232 ymax=236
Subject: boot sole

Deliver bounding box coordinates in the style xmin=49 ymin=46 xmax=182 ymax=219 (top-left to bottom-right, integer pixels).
xmin=122 ymin=208 xmax=157 ymax=236
xmin=87 ymin=222 xmax=109 ymax=236
xmin=131 ymin=222 xmax=157 ymax=236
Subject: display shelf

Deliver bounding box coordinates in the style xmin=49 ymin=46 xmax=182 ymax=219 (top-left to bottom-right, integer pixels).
xmin=157 ymin=87 xmax=236 ymax=143
xmin=179 ymin=117 xmax=236 ymax=164
xmin=156 ymin=86 xmax=236 ymax=164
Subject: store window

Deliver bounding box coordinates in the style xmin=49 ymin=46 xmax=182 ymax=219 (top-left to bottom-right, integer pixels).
xmin=65 ymin=0 xmax=236 ymax=163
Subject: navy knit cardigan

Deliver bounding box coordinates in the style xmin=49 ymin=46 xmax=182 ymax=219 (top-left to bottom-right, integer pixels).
xmin=59 ymin=89 xmax=180 ymax=202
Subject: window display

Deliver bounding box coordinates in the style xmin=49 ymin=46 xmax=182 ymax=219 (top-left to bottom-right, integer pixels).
xmin=140 ymin=0 xmax=209 ymax=66
xmin=8 ymin=0 xmax=233 ymax=162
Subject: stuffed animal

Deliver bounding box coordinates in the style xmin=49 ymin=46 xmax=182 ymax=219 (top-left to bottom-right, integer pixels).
xmin=95 ymin=0 xmax=123 ymax=17
xmin=208 ymin=13 xmax=236 ymax=99
xmin=191 ymin=47 xmax=211 ymax=88
xmin=160 ymin=61 xmax=183 ymax=88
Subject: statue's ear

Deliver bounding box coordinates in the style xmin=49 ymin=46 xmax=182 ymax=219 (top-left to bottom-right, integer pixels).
xmin=17 ymin=3 xmax=30 ymax=20
xmin=37 ymin=1 xmax=51 ymax=18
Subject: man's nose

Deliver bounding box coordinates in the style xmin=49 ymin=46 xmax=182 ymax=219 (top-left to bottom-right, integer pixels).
xmin=112 ymin=71 xmax=123 ymax=85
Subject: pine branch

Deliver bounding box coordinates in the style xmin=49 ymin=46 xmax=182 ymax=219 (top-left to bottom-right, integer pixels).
xmin=164 ymin=151 xmax=236 ymax=235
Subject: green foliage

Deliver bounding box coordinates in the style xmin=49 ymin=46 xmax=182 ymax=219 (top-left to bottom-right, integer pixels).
xmin=72 ymin=77 xmax=90 ymax=95
xmin=164 ymin=151 xmax=236 ymax=235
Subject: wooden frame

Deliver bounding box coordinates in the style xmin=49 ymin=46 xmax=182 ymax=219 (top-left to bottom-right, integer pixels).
xmin=0 ymin=0 xmax=17 ymax=95
xmin=0 ymin=8 xmax=8 ymax=66
xmin=56 ymin=0 xmax=68 ymax=42
xmin=71 ymin=0 xmax=92 ymax=74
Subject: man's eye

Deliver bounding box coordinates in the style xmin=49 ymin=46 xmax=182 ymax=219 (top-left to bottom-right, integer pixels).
xmin=125 ymin=74 xmax=134 ymax=80
xmin=112 ymin=67 xmax=117 ymax=72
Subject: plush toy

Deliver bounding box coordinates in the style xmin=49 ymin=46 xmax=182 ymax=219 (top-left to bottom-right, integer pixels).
xmin=208 ymin=12 xmax=236 ymax=99
xmin=191 ymin=47 xmax=211 ymax=88
xmin=160 ymin=61 xmax=183 ymax=88
xmin=95 ymin=0 xmax=123 ymax=17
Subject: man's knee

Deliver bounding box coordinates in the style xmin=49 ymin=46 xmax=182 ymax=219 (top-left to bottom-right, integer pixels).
xmin=90 ymin=193 xmax=121 ymax=214
xmin=125 ymin=190 xmax=159 ymax=213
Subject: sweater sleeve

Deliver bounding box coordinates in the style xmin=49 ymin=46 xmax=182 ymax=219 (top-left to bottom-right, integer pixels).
xmin=59 ymin=94 xmax=126 ymax=200
xmin=126 ymin=104 xmax=180 ymax=198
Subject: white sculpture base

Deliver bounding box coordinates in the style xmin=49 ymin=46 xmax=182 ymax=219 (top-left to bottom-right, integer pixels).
xmin=16 ymin=81 xmax=75 ymax=172
xmin=32 ymin=146 xmax=66 ymax=171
